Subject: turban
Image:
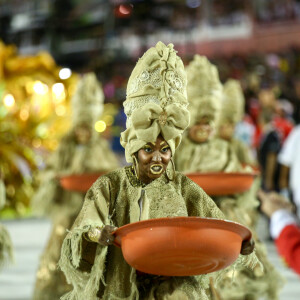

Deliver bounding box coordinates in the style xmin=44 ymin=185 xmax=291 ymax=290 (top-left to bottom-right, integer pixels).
xmin=120 ymin=42 xmax=190 ymax=162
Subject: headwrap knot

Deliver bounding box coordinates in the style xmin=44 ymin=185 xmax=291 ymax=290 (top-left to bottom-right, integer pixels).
xmin=131 ymin=103 xmax=190 ymax=142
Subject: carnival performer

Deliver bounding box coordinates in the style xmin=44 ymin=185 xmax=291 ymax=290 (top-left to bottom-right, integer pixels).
xmin=218 ymin=79 xmax=257 ymax=167
xmin=32 ymin=73 xmax=119 ymax=300
xmin=174 ymin=56 xmax=241 ymax=174
xmin=59 ymin=42 xmax=257 ymax=300
xmin=0 ymin=174 xmax=13 ymax=270
xmin=218 ymin=79 xmax=261 ymax=228
xmin=174 ymin=55 xmax=282 ymax=300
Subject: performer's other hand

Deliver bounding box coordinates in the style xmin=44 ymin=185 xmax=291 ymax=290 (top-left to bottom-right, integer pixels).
xmin=240 ymin=239 xmax=255 ymax=255
xmin=98 ymin=225 xmax=117 ymax=246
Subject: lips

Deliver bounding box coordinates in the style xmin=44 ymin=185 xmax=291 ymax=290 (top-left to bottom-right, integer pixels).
xmin=150 ymin=164 xmax=163 ymax=175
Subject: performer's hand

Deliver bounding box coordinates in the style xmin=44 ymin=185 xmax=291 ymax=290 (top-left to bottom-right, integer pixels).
xmin=98 ymin=225 xmax=117 ymax=246
xmin=87 ymin=225 xmax=117 ymax=246
xmin=240 ymin=239 xmax=255 ymax=255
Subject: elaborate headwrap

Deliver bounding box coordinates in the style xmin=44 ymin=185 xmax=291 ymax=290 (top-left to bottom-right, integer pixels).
xmin=219 ymin=79 xmax=245 ymax=125
xmin=71 ymin=72 xmax=104 ymax=129
xmin=186 ymin=55 xmax=223 ymax=126
xmin=120 ymin=41 xmax=190 ymax=163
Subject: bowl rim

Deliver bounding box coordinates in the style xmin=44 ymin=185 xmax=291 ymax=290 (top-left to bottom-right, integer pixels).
xmin=113 ymin=216 xmax=252 ymax=247
xmin=185 ymin=171 xmax=260 ymax=177
xmin=59 ymin=172 xmax=105 ymax=180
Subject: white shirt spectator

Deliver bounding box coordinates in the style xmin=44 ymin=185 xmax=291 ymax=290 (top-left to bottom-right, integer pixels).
xmin=278 ymin=125 xmax=300 ymax=215
xmin=270 ymin=209 xmax=298 ymax=239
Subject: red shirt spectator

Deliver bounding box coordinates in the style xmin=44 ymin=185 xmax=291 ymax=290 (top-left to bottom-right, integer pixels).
xmin=275 ymin=223 xmax=300 ymax=275
xmin=273 ymin=116 xmax=294 ymax=144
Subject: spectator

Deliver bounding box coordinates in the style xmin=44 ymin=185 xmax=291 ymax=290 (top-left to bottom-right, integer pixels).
xmin=257 ymin=108 xmax=281 ymax=191
xmin=273 ymin=99 xmax=294 ymax=144
xmin=278 ymin=125 xmax=300 ymax=216
xmin=258 ymin=190 xmax=300 ymax=275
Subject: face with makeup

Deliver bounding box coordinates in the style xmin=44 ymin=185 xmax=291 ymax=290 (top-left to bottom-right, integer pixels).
xmin=188 ymin=116 xmax=214 ymax=143
xmin=136 ymin=135 xmax=172 ymax=184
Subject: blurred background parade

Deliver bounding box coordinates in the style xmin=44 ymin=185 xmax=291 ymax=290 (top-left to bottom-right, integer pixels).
xmin=1 ymin=0 xmax=300 ymax=299
xmin=1 ymin=0 xmax=300 ymax=217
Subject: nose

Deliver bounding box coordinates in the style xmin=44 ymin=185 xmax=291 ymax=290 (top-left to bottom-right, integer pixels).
xmin=152 ymin=151 xmax=162 ymax=162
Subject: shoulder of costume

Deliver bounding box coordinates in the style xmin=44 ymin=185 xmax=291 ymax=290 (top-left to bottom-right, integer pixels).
xmin=210 ymin=138 xmax=233 ymax=151
xmin=174 ymin=171 xmax=205 ymax=192
xmin=89 ymin=167 xmax=126 ymax=189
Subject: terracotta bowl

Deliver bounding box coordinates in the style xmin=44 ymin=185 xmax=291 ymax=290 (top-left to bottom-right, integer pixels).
xmin=114 ymin=217 xmax=251 ymax=276
xmin=59 ymin=173 xmax=104 ymax=192
xmin=186 ymin=172 xmax=259 ymax=196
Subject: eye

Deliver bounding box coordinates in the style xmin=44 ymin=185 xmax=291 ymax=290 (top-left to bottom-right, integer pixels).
xmin=161 ymin=146 xmax=170 ymax=153
xmin=143 ymin=146 xmax=152 ymax=153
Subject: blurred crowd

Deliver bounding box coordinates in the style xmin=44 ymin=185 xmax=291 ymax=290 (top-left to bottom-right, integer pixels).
xmin=100 ymin=46 xmax=300 ymax=164
xmin=213 ymin=48 xmax=300 ymax=196
xmin=1 ymin=2 xmax=300 ymax=299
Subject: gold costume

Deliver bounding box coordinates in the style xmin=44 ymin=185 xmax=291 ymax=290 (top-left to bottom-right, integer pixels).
xmin=176 ymin=136 xmax=241 ymax=173
xmin=32 ymin=74 xmax=119 ymax=300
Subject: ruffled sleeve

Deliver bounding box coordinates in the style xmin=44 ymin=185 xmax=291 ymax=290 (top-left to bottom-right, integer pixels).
xmin=59 ymin=175 xmax=114 ymax=300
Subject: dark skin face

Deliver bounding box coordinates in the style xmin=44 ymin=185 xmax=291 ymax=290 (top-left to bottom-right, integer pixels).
xmin=136 ymin=135 xmax=172 ymax=184
xmin=75 ymin=124 xmax=92 ymax=145
xmin=189 ymin=117 xmax=214 ymax=143
xmin=219 ymin=122 xmax=235 ymax=141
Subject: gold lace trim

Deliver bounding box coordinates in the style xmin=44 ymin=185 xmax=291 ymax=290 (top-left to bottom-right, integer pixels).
xmin=125 ymin=165 xmax=147 ymax=188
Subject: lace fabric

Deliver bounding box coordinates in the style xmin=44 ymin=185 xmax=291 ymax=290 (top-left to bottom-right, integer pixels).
xmin=121 ymin=42 xmax=190 ymax=163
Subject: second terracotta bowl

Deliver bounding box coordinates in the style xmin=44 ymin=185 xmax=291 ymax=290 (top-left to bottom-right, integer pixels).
xmin=114 ymin=217 xmax=251 ymax=276
xmin=186 ymin=172 xmax=259 ymax=196
xmin=59 ymin=173 xmax=104 ymax=192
